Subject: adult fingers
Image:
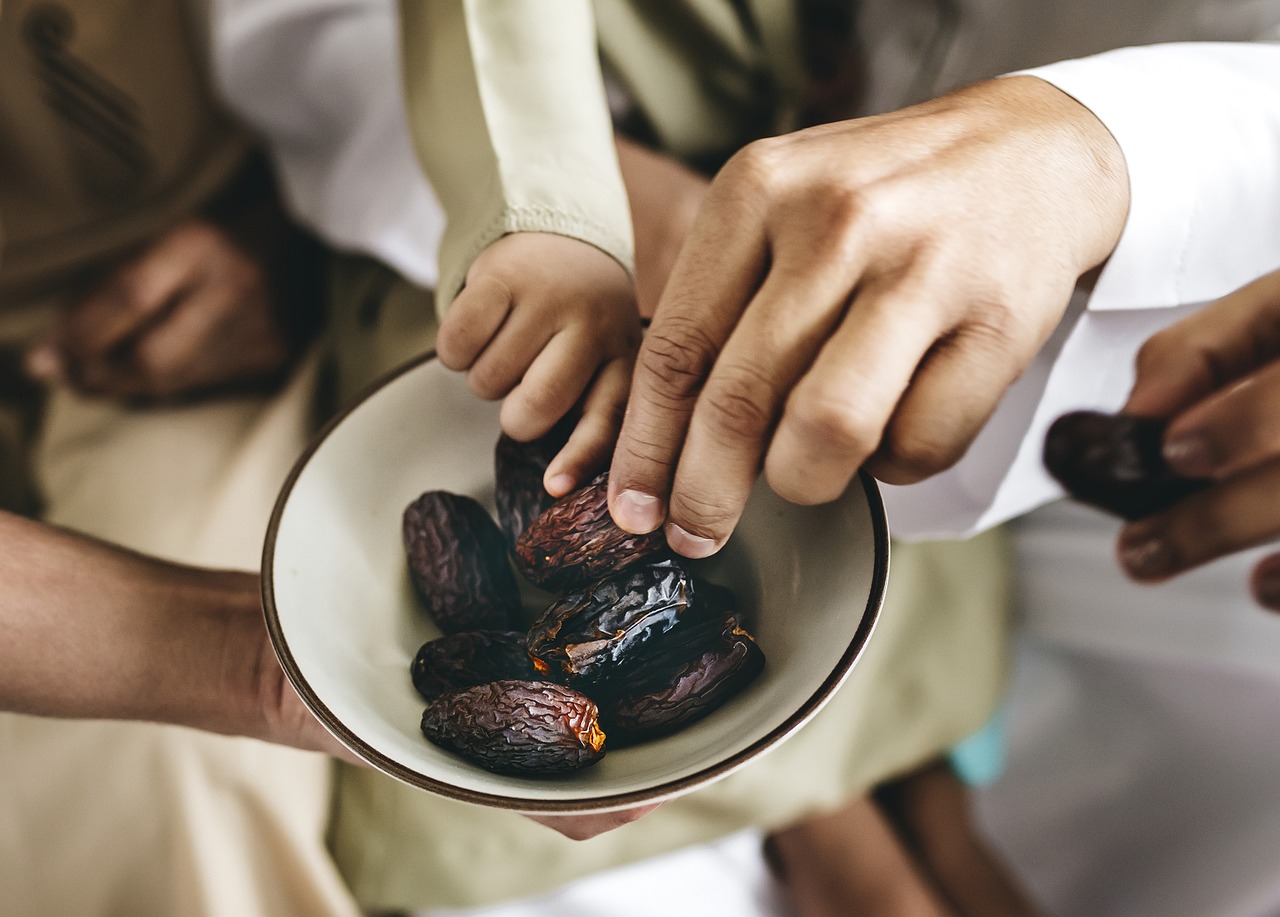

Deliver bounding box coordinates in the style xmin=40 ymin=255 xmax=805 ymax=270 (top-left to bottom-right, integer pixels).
xmin=1126 ymin=269 xmax=1280 ymax=417
xmin=499 ymin=329 xmax=596 ymax=442
xmin=762 ymin=276 xmax=952 ymax=505
xmin=608 ymin=175 xmax=770 ymax=535
xmin=123 ymin=286 xmax=285 ymax=399
xmin=55 ymin=221 xmax=210 ymax=370
xmin=436 ymin=275 xmax=514 ymax=372
xmin=1118 ymin=457 xmax=1280 ymax=582
xmin=864 ymin=290 xmax=1050 ymax=485
xmin=544 ymin=356 xmax=633 ymax=497
xmin=661 ymin=258 xmax=865 ymax=558
xmin=1160 ymin=360 xmax=1280 ymax=479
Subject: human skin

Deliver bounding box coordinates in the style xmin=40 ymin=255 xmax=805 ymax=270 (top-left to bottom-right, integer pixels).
xmin=436 ymin=232 xmax=642 ymax=498
xmin=26 ymin=217 xmax=301 ymax=400
xmin=606 ymin=75 xmax=1130 ymax=558
xmin=1117 ymin=268 xmax=1280 ymax=609
xmin=0 ymin=509 xmax=651 ymax=840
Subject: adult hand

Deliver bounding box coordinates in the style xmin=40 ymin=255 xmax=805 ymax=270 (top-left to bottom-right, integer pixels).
xmin=1118 ymin=268 xmax=1280 ymax=610
xmin=609 ymin=76 xmax=1129 ymax=557
xmin=26 ymin=218 xmax=298 ymax=400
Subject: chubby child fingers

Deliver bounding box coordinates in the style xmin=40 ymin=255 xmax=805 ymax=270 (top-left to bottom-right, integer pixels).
xmin=498 ymin=329 xmax=598 ymax=442
xmin=543 ymin=357 xmax=633 ymax=498
xmin=437 ymin=275 xmax=514 ymax=372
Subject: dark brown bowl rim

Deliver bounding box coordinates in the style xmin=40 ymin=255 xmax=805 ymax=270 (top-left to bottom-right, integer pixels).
xmin=261 ymin=350 xmax=890 ymax=814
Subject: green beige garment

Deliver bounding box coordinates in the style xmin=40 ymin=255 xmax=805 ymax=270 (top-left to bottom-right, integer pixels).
xmin=399 ymin=0 xmax=633 ymax=311
xmin=324 ymin=257 xmax=1013 ymax=911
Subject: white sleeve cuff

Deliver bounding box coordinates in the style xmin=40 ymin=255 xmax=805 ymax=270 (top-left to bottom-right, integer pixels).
xmin=1020 ymin=42 xmax=1280 ymax=311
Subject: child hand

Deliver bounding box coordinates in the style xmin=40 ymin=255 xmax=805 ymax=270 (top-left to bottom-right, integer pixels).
xmin=436 ymin=233 xmax=641 ymax=496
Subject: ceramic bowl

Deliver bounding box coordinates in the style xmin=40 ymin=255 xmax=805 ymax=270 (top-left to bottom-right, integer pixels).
xmin=263 ymin=354 xmax=889 ymax=814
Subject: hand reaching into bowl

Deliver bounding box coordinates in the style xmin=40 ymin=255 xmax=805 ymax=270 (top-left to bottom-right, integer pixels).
xmin=1118 ymin=267 xmax=1280 ymax=609
xmin=607 ymin=76 xmax=1129 ymax=557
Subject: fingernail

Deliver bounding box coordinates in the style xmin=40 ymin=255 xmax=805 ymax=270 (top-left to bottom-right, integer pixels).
xmin=665 ymin=522 xmax=719 ymax=559
xmin=24 ymin=346 xmax=63 ymax=381
xmin=545 ymin=472 xmax=574 ymax=497
xmin=613 ymin=489 xmax=663 ymax=534
xmin=1255 ymin=568 xmax=1280 ymax=612
xmin=1163 ymin=435 xmax=1213 ymax=477
xmin=1120 ymin=535 xmax=1175 ymax=579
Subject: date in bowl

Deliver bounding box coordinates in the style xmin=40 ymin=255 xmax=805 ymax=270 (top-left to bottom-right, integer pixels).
xmin=263 ymin=354 xmax=889 ymax=814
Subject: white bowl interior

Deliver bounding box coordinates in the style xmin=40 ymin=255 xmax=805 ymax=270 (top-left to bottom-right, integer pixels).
xmin=266 ymin=357 xmax=886 ymax=811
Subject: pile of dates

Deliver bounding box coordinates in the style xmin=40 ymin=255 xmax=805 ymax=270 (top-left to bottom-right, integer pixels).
xmin=1043 ymin=410 xmax=1211 ymax=520
xmin=401 ymin=426 xmax=765 ymax=777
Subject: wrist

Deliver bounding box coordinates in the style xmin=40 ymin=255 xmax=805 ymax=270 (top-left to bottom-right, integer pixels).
xmin=995 ymin=75 xmax=1131 ymax=273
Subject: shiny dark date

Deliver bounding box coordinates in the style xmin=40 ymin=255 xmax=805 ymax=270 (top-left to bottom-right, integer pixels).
xmin=420 ymin=680 xmax=606 ymax=775
xmin=411 ymin=630 xmax=539 ymax=702
xmin=514 ymin=472 xmax=669 ymax=591
xmin=602 ymin=620 xmax=765 ymax=741
xmin=1043 ymin=410 xmax=1211 ymax=520
xmin=525 ymin=560 xmax=698 ymax=686
xmin=403 ymin=491 xmax=524 ymax=633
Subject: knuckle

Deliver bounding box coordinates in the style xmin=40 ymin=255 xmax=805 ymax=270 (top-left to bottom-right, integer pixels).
xmin=636 ymin=315 xmax=720 ymax=406
xmin=724 ymin=136 xmax=789 ymax=192
xmin=669 ymin=489 xmax=735 ymax=536
xmin=878 ymin=422 xmax=966 ymax=480
xmin=513 ymin=380 xmax=570 ymax=428
xmin=466 ymin=363 xmax=508 ymax=401
xmin=698 ymin=367 xmax=777 ymax=440
xmin=786 ymin=390 xmax=880 ymax=461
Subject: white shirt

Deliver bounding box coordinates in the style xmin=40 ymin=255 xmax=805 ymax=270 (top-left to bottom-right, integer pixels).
xmin=211 ymin=0 xmax=445 ymax=290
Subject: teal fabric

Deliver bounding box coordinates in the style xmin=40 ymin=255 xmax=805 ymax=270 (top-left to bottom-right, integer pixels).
xmin=949 ymin=704 xmax=1009 ymax=787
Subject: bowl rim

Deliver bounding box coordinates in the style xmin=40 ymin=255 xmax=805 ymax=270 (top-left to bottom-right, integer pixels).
xmin=262 ymin=350 xmax=891 ymax=813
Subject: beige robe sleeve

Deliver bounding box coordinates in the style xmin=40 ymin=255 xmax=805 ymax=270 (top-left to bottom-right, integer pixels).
xmin=399 ymin=0 xmax=634 ymax=314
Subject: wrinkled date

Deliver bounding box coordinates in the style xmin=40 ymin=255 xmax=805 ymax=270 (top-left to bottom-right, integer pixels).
xmin=1043 ymin=411 xmax=1211 ymax=520
xmin=602 ymin=618 xmax=765 ymax=742
xmin=514 ymin=472 xmax=669 ymax=591
xmin=525 ymin=560 xmax=698 ymax=686
xmin=411 ymin=630 xmax=540 ymax=702
xmin=493 ymin=419 xmax=575 ymax=548
xmin=403 ymin=491 xmax=524 ymax=633
xmin=421 ymin=680 xmax=606 ymax=775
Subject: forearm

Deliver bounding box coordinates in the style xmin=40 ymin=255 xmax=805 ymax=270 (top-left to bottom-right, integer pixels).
xmin=0 ymin=512 xmax=264 ymax=735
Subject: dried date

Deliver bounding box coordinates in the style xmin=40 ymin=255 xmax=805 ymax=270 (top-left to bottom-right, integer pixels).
xmin=403 ymin=491 xmax=524 ymax=633
xmin=421 ymin=680 xmax=606 ymax=775
xmin=514 ymin=472 xmax=669 ymax=591
xmin=411 ymin=631 xmax=540 ymax=702
xmin=526 ymin=560 xmax=699 ymax=686
xmin=493 ymin=418 xmax=574 ymax=548
xmin=602 ymin=618 xmax=765 ymax=742
xmin=1043 ymin=411 xmax=1211 ymax=520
